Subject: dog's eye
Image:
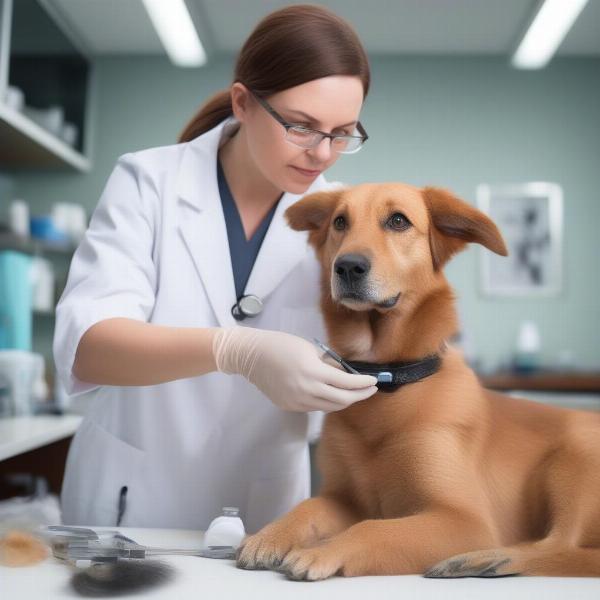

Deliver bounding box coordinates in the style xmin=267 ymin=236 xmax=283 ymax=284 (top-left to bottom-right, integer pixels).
xmin=333 ymin=216 xmax=346 ymax=230
xmin=387 ymin=213 xmax=411 ymax=231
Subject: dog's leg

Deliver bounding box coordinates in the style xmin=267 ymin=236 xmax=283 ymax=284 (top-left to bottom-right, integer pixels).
xmin=424 ymin=542 xmax=600 ymax=578
xmin=236 ymin=495 xmax=360 ymax=571
xmin=424 ymin=436 xmax=600 ymax=579
xmin=277 ymin=508 xmax=494 ymax=581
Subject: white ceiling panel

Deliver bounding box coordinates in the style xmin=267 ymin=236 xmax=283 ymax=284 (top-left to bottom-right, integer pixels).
xmin=46 ymin=0 xmax=600 ymax=58
xmin=51 ymin=0 xmax=163 ymax=54
xmin=199 ymin=0 xmax=536 ymax=55
xmin=559 ymin=0 xmax=600 ymax=55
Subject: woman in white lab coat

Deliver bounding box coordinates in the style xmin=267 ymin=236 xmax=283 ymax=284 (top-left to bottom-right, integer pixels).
xmin=53 ymin=4 xmax=378 ymax=534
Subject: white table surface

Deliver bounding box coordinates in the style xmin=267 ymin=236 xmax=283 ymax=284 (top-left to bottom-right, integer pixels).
xmin=0 ymin=414 xmax=82 ymax=461
xmin=2 ymin=526 xmax=600 ymax=599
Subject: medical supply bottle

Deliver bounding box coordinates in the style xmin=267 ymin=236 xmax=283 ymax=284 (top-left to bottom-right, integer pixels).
xmin=513 ymin=320 xmax=541 ymax=374
xmin=203 ymin=506 xmax=246 ymax=549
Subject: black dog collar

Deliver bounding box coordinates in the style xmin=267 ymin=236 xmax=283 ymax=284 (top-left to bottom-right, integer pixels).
xmin=344 ymin=354 xmax=442 ymax=393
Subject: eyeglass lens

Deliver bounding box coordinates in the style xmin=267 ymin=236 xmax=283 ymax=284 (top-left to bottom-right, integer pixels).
xmin=286 ymin=127 xmax=362 ymax=153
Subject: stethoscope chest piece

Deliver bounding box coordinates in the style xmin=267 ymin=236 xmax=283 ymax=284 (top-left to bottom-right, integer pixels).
xmin=231 ymin=294 xmax=263 ymax=320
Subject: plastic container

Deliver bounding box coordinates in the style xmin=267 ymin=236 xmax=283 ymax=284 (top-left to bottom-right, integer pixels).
xmin=203 ymin=507 xmax=246 ymax=549
xmin=513 ymin=320 xmax=541 ymax=374
xmin=0 ymin=350 xmax=46 ymax=415
xmin=29 ymin=216 xmax=69 ymax=243
xmin=0 ymin=250 xmax=33 ymax=351
xmin=30 ymin=257 xmax=55 ymax=313
xmin=9 ymin=200 xmax=30 ymax=237
xmin=4 ymin=85 xmax=25 ymax=112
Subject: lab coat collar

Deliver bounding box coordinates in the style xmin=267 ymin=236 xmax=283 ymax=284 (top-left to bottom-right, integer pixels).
xmin=176 ymin=117 xmax=330 ymax=329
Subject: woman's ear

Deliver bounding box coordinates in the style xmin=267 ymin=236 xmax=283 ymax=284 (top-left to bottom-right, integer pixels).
xmin=423 ymin=186 xmax=508 ymax=271
xmin=284 ymin=189 xmax=343 ymax=232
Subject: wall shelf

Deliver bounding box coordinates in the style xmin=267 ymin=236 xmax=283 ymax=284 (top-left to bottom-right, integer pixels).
xmin=0 ymin=0 xmax=93 ymax=171
xmin=0 ymin=101 xmax=90 ymax=170
xmin=0 ymin=232 xmax=76 ymax=255
xmin=478 ymin=370 xmax=600 ymax=393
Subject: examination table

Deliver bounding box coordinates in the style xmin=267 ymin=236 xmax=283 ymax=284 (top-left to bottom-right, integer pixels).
xmin=2 ymin=526 xmax=600 ymax=599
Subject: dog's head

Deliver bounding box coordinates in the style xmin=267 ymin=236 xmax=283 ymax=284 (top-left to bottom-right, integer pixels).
xmin=284 ymin=183 xmax=508 ymax=314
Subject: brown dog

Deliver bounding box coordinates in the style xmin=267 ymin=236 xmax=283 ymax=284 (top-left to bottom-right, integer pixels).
xmin=235 ymin=183 xmax=600 ymax=581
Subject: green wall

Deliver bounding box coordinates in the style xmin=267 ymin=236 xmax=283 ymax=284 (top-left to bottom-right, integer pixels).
xmin=12 ymin=54 xmax=600 ymax=373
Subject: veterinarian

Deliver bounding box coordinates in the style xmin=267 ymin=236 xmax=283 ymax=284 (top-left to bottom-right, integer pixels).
xmin=53 ymin=5 xmax=378 ymax=534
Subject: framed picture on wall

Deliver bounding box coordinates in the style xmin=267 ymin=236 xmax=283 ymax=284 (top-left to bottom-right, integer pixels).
xmin=476 ymin=182 xmax=563 ymax=296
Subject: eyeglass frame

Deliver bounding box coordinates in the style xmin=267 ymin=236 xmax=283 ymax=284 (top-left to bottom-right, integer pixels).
xmin=248 ymin=88 xmax=369 ymax=153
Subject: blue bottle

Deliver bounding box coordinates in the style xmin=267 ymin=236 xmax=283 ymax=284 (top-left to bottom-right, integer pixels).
xmin=0 ymin=250 xmax=33 ymax=350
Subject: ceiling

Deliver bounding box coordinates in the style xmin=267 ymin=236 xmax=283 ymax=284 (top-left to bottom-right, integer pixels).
xmin=48 ymin=0 xmax=600 ymax=60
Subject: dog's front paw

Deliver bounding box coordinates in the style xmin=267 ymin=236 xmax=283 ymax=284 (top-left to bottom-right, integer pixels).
xmin=277 ymin=545 xmax=343 ymax=581
xmin=424 ymin=549 xmax=514 ymax=578
xmin=235 ymin=525 xmax=296 ymax=571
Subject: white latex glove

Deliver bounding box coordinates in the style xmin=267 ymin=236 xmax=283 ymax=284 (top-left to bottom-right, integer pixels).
xmin=212 ymin=327 xmax=378 ymax=412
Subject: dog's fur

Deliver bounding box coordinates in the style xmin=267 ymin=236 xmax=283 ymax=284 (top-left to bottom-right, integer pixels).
xmin=236 ymin=183 xmax=600 ymax=581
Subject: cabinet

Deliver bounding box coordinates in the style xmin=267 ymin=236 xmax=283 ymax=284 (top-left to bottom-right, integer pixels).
xmin=478 ymin=371 xmax=600 ymax=412
xmin=0 ymin=0 xmax=93 ymax=170
xmin=0 ymin=415 xmax=81 ymax=501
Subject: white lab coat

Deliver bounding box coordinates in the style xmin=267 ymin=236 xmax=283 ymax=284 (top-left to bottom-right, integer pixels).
xmin=53 ymin=117 xmax=338 ymax=533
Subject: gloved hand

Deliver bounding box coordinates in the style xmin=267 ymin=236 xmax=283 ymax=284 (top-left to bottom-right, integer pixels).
xmin=212 ymin=326 xmax=378 ymax=412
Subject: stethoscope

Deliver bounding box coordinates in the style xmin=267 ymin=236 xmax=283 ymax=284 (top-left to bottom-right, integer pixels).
xmin=231 ymin=294 xmax=263 ymax=320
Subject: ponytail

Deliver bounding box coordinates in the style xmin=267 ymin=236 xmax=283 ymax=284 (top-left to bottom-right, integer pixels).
xmin=178 ymin=89 xmax=233 ymax=143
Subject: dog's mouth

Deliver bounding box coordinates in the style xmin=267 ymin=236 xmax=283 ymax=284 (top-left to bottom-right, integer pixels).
xmin=338 ymin=290 xmax=401 ymax=311
xmin=376 ymin=292 xmax=401 ymax=308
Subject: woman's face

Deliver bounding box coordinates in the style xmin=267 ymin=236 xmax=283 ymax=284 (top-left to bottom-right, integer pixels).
xmin=232 ymin=76 xmax=365 ymax=194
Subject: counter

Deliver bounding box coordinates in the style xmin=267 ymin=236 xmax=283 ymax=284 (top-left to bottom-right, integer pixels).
xmin=0 ymin=414 xmax=82 ymax=462
xmin=2 ymin=526 xmax=600 ymax=599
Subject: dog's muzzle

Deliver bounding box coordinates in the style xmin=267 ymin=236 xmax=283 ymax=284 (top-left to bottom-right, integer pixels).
xmin=334 ymin=253 xmax=400 ymax=308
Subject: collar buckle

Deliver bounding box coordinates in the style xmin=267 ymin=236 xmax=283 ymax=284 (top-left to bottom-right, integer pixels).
xmin=376 ymin=371 xmax=393 ymax=383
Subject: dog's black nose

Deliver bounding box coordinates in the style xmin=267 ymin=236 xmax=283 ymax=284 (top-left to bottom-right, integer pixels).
xmin=334 ymin=254 xmax=371 ymax=285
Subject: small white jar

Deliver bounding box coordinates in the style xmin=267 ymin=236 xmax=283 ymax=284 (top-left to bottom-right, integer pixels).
xmin=203 ymin=506 xmax=246 ymax=549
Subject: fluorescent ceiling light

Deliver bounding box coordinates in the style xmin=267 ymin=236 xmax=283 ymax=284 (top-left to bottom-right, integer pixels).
xmin=511 ymin=0 xmax=589 ymax=69
xmin=142 ymin=0 xmax=207 ymax=67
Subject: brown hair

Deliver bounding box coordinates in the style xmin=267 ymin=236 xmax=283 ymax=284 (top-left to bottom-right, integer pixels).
xmin=177 ymin=4 xmax=370 ymax=143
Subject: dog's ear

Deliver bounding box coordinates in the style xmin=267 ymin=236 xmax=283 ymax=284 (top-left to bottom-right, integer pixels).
xmin=423 ymin=186 xmax=508 ymax=271
xmin=284 ymin=188 xmax=343 ymax=232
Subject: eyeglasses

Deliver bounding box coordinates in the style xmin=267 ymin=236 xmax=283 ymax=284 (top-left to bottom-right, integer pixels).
xmin=249 ymin=89 xmax=368 ymax=154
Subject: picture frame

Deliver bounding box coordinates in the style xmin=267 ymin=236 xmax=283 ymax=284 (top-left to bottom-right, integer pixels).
xmin=476 ymin=182 xmax=563 ymax=297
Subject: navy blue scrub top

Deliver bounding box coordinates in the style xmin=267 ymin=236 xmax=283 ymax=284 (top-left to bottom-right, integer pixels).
xmin=217 ymin=157 xmax=281 ymax=300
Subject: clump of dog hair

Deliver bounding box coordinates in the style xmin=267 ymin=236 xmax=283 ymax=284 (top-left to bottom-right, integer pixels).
xmin=71 ymin=559 xmax=175 ymax=597
xmin=0 ymin=529 xmax=49 ymax=566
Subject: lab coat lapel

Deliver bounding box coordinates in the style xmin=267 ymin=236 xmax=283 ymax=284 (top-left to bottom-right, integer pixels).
xmin=176 ymin=118 xmax=330 ymax=328
xmin=242 ymin=191 xmax=309 ymax=302
xmin=243 ymin=169 xmax=336 ymax=304
xmin=176 ymin=120 xmax=237 ymax=328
